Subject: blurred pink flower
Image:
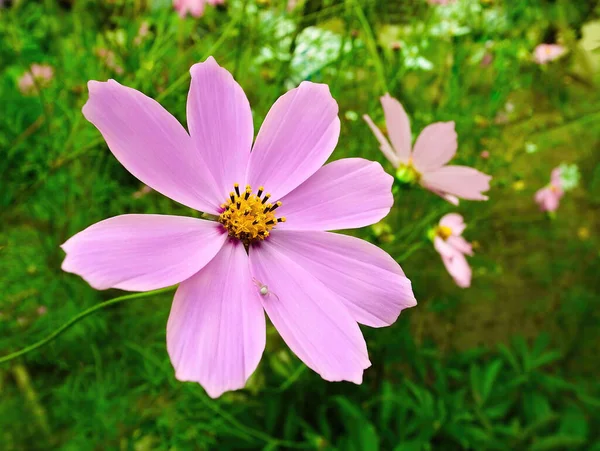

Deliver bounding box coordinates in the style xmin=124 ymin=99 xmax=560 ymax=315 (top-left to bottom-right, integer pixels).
xmin=480 ymin=150 xmax=490 ymax=159
xmin=364 ymin=94 xmax=491 ymax=205
xmin=37 ymin=306 xmax=48 ymax=315
xmin=287 ymin=0 xmax=299 ymax=11
xmin=428 ymin=0 xmax=455 ymax=4
xmin=132 ymin=185 xmax=153 ymax=199
xmin=480 ymin=53 xmax=493 ymax=67
xmin=433 ymin=214 xmax=473 ymax=288
xmin=18 ymin=64 xmax=54 ymax=95
xmin=533 ymin=44 xmax=566 ymax=65
xmin=534 ymin=167 xmax=563 ymax=212
xmin=134 ymin=21 xmax=150 ymax=46
xmin=173 ymin=0 xmax=224 ymax=18
xmin=95 ymin=48 xmax=124 ymax=75
xmin=61 ymin=57 xmax=416 ymax=398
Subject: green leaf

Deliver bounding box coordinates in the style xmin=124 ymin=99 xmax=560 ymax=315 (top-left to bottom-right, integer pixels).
xmin=529 ymin=435 xmax=587 ymax=451
xmin=482 ymin=360 xmax=503 ymax=402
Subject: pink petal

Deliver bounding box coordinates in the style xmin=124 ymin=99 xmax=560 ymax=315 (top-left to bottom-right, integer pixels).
xmin=246 ymin=82 xmax=340 ymax=200
xmin=61 ymin=215 xmax=226 ymax=291
xmin=380 ymin=94 xmax=412 ymax=164
xmin=167 ymin=240 xmax=265 ymax=398
xmin=439 ymin=213 xmax=466 ymax=236
xmin=534 ymin=187 xmax=560 ymax=212
xmin=412 ymin=122 xmax=457 ymax=173
xmin=447 ymin=235 xmax=473 ymax=256
xmin=277 ymin=158 xmax=393 ymax=231
xmin=187 ymin=57 xmax=253 ymax=199
xmin=249 ymin=239 xmax=371 ymax=383
xmin=430 ymin=189 xmax=460 ymax=205
xmin=263 ymin=230 xmax=416 ymax=328
xmin=83 ymin=80 xmax=222 ymax=214
xmin=421 ymin=165 xmax=491 ymax=201
xmin=434 ymin=237 xmax=471 ymax=288
xmin=362 ymin=114 xmax=400 ymax=167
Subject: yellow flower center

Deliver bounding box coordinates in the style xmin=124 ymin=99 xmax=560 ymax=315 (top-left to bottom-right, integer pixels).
xmin=436 ymin=225 xmax=453 ymax=240
xmin=396 ymin=160 xmax=421 ymax=185
xmin=218 ymin=184 xmax=286 ymax=245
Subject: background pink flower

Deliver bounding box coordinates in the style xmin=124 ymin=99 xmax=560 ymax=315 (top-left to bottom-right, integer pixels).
xmin=173 ymin=0 xmax=224 ymax=18
xmin=18 ymin=64 xmax=54 ymax=95
xmin=364 ymin=94 xmax=491 ymax=205
xmin=534 ymin=167 xmax=563 ymax=212
xmin=61 ymin=57 xmax=416 ymax=398
xmin=433 ymin=213 xmax=473 ymax=288
xmin=534 ymin=44 xmax=567 ymax=64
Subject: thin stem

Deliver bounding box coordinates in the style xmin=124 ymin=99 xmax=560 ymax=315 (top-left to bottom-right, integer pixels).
xmin=156 ymin=12 xmax=240 ymax=103
xmin=191 ymin=389 xmax=311 ymax=449
xmin=0 ymin=286 xmax=175 ymax=364
xmin=351 ymin=0 xmax=388 ymax=93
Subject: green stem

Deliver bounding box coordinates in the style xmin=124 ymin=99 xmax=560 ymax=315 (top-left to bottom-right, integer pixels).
xmin=0 ymin=286 xmax=175 ymax=364
xmin=156 ymin=12 xmax=240 ymax=103
xmin=351 ymin=0 xmax=388 ymax=93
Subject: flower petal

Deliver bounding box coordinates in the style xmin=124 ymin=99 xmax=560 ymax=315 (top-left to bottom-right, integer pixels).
xmin=439 ymin=213 xmax=466 ymax=236
xmin=83 ymin=80 xmax=222 ymax=213
xmin=277 ymin=158 xmax=393 ymax=231
xmin=434 ymin=237 xmax=472 ymax=288
xmin=534 ymin=187 xmax=561 ymax=212
xmin=61 ymin=215 xmax=226 ymax=291
xmin=421 ymin=165 xmax=491 ymax=201
xmin=263 ymin=230 xmax=416 ymax=328
xmin=380 ymin=94 xmax=412 ymax=163
xmin=447 ymin=235 xmax=473 ymax=256
xmin=187 ymin=57 xmax=254 ymax=198
xmin=246 ymin=81 xmax=340 ymax=200
xmin=167 ymin=240 xmax=265 ymax=398
xmin=362 ymin=114 xmax=400 ymax=167
xmin=249 ymin=239 xmax=371 ymax=383
xmin=412 ymin=122 xmax=457 ymax=173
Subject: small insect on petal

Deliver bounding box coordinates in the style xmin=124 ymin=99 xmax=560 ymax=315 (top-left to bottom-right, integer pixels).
xmin=252 ymin=277 xmax=280 ymax=301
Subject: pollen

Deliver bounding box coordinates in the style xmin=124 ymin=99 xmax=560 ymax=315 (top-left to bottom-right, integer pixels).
xmin=436 ymin=225 xmax=453 ymax=240
xmin=218 ymin=184 xmax=286 ymax=245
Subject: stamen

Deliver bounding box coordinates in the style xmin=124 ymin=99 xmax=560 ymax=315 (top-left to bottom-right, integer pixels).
xmin=277 ymin=217 xmax=286 ymax=223
xmin=218 ymin=184 xmax=284 ymax=245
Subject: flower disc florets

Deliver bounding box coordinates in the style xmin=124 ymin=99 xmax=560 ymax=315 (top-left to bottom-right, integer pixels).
xmin=218 ymin=183 xmax=286 ymax=245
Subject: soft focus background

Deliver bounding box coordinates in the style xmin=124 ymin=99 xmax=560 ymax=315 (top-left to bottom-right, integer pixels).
xmin=1 ymin=0 xmax=600 ymax=449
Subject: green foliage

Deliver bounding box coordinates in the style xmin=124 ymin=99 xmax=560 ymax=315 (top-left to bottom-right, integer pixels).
xmin=1 ymin=0 xmax=599 ymax=449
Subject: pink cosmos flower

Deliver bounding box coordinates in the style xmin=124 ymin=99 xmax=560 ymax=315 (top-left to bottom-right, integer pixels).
xmin=363 ymin=94 xmax=491 ymax=205
xmin=433 ymin=213 xmax=473 ymax=288
xmin=534 ymin=167 xmax=563 ymax=212
xmin=533 ymin=44 xmax=567 ymax=65
xmin=61 ymin=57 xmax=417 ymax=398
xmin=173 ymin=0 xmax=224 ymax=18
xmin=18 ymin=64 xmax=54 ymax=95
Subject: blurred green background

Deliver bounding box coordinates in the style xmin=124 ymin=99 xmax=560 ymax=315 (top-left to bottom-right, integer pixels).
xmin=1 ymin=0 xmax=600 ymax=449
